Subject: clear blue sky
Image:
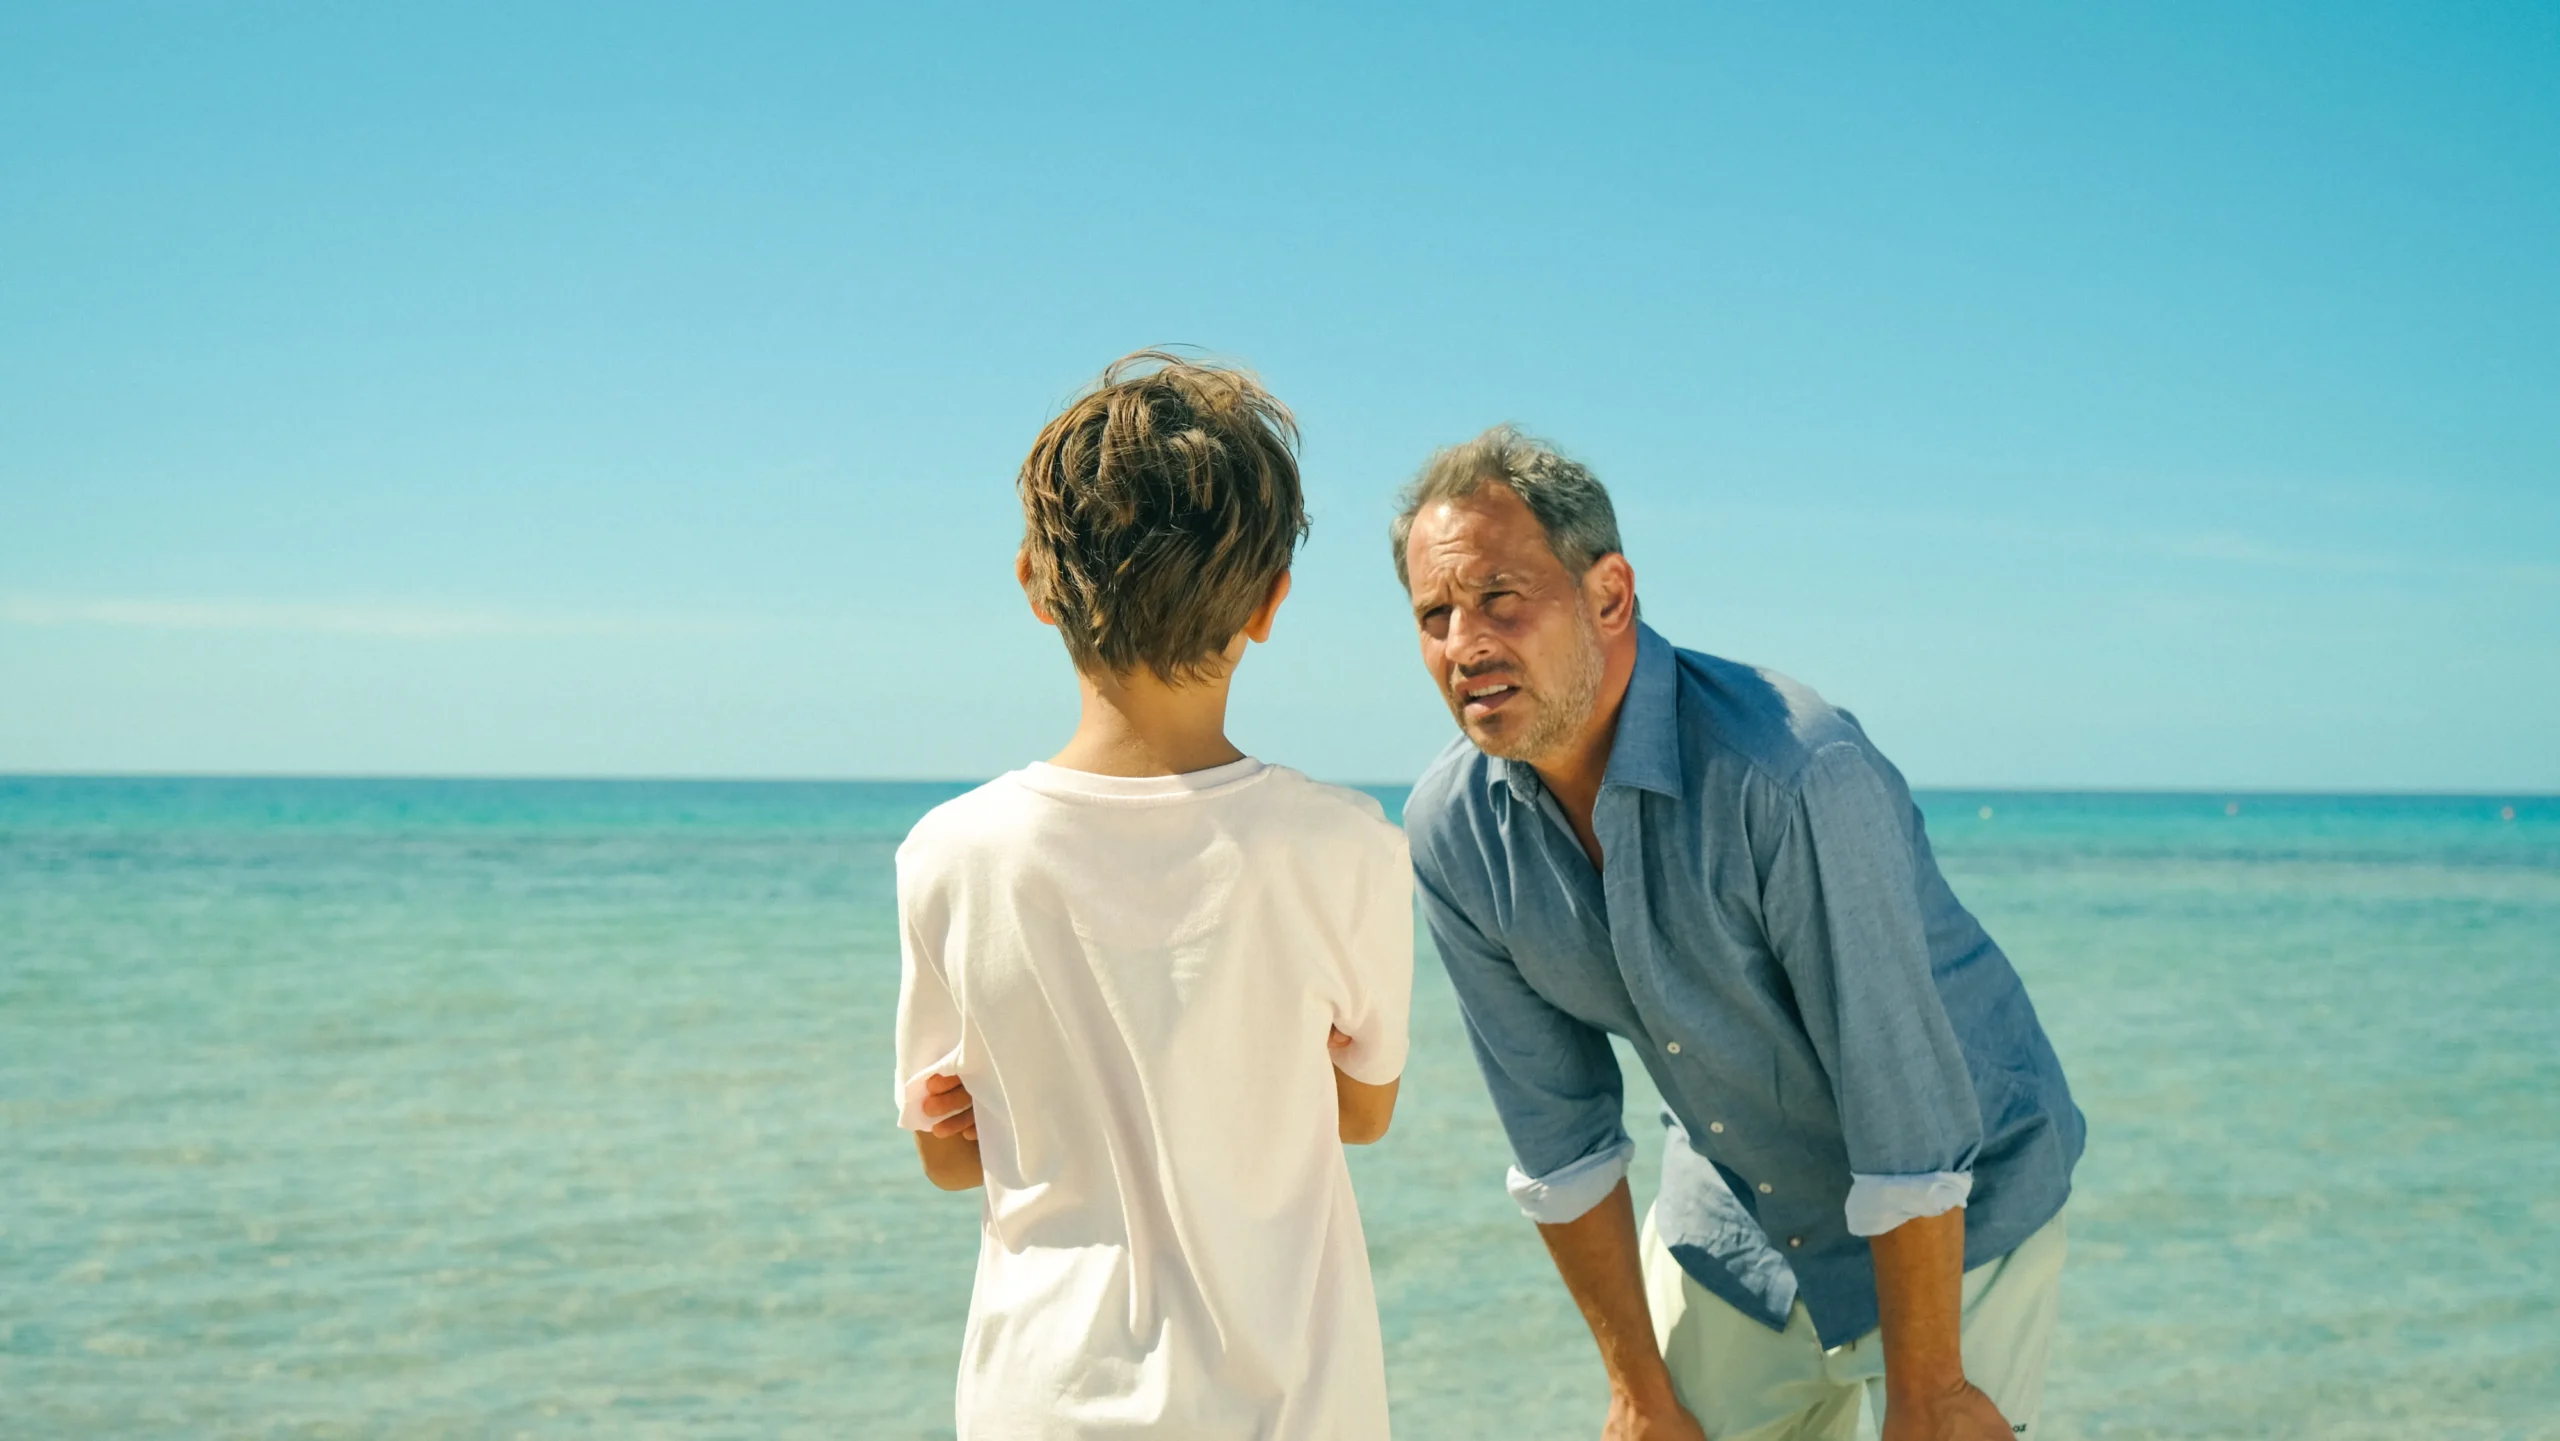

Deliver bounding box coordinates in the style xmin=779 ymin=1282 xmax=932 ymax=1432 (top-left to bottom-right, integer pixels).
xmin=3 ymin=3 xmax=2553 ymax=789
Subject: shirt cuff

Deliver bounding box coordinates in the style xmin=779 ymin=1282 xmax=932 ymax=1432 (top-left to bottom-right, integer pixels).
xmin=1844 ymin=1170 xmax=1973 ymax=1237
xmin=894 ymin=1046 xmax=965 ymax=1133
xmin=1332 ymin=1031 xmax=1409 ymax=1088
xmin=1506 ymin=1135 xmax=1635 ymax=1224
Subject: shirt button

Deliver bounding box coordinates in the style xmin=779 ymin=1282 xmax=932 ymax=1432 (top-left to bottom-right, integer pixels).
xmin=1664 ymin=1042 xmax=1681 ymax=1055
xmin=1789 ymin=1237 xmax=1803 ymax=1248
xmin=1708 ymin=1122 xmax=1725 ymax=1134
xmin=1758 ymin=1182 xmax=1774 ymax=1194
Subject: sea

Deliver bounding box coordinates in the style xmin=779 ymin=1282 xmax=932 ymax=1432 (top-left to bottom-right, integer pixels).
xmin=3 ymin=777 xmax=2554 ymax=1440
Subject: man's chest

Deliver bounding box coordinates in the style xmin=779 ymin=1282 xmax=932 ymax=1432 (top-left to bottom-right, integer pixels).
xmin=1496 ymin=801 xmax=1799 ymax=1051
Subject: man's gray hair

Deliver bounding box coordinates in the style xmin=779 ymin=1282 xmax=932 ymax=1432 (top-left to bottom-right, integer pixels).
xmin=1389 ymin=424 xmax=1624 ymax=590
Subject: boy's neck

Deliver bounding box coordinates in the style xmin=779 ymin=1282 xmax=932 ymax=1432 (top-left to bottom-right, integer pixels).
xmin=1048 ymin=663 xmax=1247 ymax=778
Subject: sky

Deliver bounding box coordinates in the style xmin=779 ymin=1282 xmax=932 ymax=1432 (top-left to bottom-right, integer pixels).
xmin=2 ymin=2 xmax=2554 ymax=790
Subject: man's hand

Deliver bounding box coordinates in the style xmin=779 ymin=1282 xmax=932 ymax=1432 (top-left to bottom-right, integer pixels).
xmin=1603 ymin=1388 xmax=1709 ymax=1441
xmin=1533 ymin=1179 xmax=1709 ymax=1441
xmin=920 ymin=1071 xmax=976 ymax=1141
xmin=1870 ymin=1208 xmax=2012 ymax=1441
xmin=1879 ymin=1378 xmax=2014 ymax=1441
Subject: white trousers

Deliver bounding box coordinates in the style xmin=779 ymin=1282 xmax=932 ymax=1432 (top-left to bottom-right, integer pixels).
xmin=1639 ymin=1206 xmax=2068 ymax=1441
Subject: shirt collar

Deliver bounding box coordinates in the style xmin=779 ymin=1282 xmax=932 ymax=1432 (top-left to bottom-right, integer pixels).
xmin=1604 ymin=623 xmax=1684 ymax=798
xmin=1489 ymin=623 xmax=1684 ymax=804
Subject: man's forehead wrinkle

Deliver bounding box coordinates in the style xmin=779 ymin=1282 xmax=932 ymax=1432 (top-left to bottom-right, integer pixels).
xmin=1408 ymin=502 xmax=1561 ymax=607
xmin=1408 ymin=536 xmax=1477 ymax=586
xmin=1405 ymin=555 xmax=1463 ymax=611
xmin=1429 ymin=510 xmax=1557 ymax=576
xmin=1409 ymin=556 xmax=1515 ymax=599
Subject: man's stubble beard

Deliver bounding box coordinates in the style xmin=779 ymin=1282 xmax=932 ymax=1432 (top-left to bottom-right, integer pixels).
xmin=1466 ymin=606 xmax=1606 ymax=765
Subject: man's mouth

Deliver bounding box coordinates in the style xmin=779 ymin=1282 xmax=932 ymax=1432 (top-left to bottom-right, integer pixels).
xmin=1457 ymin=678 xmax=1522 ymax=720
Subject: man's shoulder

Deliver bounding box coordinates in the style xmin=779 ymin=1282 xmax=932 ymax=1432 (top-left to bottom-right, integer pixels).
xmin=1667 ymin=644 xmax=1871 ymax=796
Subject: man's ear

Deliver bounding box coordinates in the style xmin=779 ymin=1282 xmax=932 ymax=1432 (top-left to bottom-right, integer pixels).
xmin=1243 ymin=570 xmax=1292 ymax=644
xmin=1587 ymin=553 xmax=1637 ymax=636
xmin=1016 ymin=550 xmax=1056 ymax=627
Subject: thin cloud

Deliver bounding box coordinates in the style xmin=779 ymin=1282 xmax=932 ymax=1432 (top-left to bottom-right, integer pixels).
xmin=2152 ymin=530 xmax=2400 ymax=573
xmin=0 ymin=595 xmax=748 ymax=639
xmin=1707 ymin=499 xmax=2555 ymax=590
xmin=2152 ymin=531 xmax=2560 ymax=588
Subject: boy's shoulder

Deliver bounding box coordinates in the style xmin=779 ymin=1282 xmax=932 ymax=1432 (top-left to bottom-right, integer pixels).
xmin=896 ymin=764 xmax=1398 ymax=850
xmin=1253 ymin=763 xmax=1388 ymax=821
xmin=896 ymin=772 xmax=1037 ymax=866
xmin=1247 ymin=764 xmax=1403 ymax=850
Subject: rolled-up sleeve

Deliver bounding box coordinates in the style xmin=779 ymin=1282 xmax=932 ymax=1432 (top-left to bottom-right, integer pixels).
xmin=1762 ymin=744 xmax=1982 ymax=1235
xmin=1415 ymin=855 xmax=1629 ymax=1224
xmin=1843 ymin=1171 xmax=1974 ymax=1237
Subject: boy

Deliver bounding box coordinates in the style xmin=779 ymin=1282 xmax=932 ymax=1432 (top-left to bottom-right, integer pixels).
xmin=893 ymin=351 xmax=1413 ymax=1440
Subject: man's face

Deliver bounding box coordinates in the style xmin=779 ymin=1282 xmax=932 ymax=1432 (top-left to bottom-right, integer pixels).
xmin=1404 ymin=485 xmax=1606 ymax=763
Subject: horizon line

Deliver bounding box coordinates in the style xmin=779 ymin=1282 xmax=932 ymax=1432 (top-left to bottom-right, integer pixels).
xmin=2 ymin=770 xmax=2551 ymax=800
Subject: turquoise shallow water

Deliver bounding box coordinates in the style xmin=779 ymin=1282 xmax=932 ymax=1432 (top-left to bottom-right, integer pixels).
xmin=4 ymin=778 xmax=2555 ymax=1439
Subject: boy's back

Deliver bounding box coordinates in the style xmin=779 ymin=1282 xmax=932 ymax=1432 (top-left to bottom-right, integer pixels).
xmin=895 ymin=756 xmax=1411 ymax=1440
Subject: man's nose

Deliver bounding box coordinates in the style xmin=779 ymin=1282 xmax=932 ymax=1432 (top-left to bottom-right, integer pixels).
xmin=1442 ymin=605 xmax=1502 ymax=666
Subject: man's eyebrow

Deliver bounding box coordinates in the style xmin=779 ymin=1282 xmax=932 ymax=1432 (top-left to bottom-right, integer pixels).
xmin=1414 ymin=569 xmax=1522 ymax=607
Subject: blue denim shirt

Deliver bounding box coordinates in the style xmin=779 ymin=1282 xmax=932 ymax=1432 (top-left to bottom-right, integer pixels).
xmin=1406 ymin=625 xmax=2085 ymax=1348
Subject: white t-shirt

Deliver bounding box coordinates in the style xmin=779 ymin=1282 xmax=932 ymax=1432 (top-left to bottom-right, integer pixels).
xmin=893 ymin=757 xmax=1414 ymax=1441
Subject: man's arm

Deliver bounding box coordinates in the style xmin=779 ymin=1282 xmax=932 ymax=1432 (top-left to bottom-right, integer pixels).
xmin=1413 ymin=862 xmax=1705 ymax=1439
xmin=1760 ymin=745 xmax=2001 ymax=1436
xmin=1537 ymin=1179 xmax=1707 ymax=1441
xmin=1870 ymin=1209 xmax=2011 ymax=1441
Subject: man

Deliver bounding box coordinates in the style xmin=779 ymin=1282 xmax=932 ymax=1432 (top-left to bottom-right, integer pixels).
xmin=1396 ymin=426 xmax=2084 ymax=1441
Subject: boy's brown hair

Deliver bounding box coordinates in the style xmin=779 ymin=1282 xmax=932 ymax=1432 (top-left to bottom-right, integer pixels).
xmin=1017 ymin=350 xmax=1308 ymax=682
